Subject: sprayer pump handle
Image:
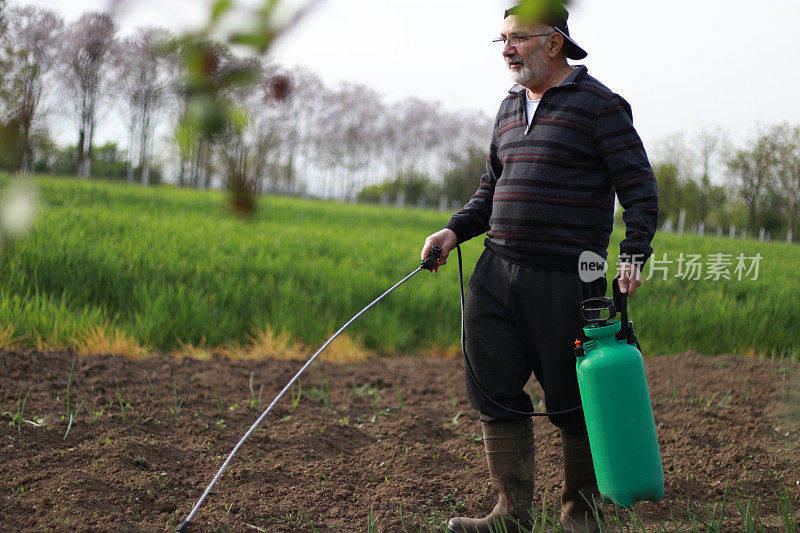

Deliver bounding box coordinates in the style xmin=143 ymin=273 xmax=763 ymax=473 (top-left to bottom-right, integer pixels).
xmin=581 ymin=296 xmax=615 ymax=323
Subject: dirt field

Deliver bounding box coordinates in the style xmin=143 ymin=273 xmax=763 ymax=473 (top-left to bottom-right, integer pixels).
xmin=1 ymin=348 xmax=798 ymax=532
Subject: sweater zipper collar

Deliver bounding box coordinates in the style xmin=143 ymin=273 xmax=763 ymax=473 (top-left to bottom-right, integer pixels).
xmin=517 ymin=65 xmax=585 ymax=134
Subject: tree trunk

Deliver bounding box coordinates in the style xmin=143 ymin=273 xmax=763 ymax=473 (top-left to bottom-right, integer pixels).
xmin=86 ymin=91 xmax=97 ymax=178
xmin=126 ymin=96 xmax=137 ymax=183
xmin=19 ymin=122 xmax=31 ymax=175
xmin=76 ymin=129 xmax=86 ymax=177
xmin=748 ymin=202 xmax=757 ymax=234
xmin=139 ymin=105 xmax=151 ymax=186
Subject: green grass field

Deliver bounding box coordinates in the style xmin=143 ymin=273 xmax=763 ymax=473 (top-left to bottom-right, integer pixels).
xmin=1 ymin=174 xmax=798 ymax=359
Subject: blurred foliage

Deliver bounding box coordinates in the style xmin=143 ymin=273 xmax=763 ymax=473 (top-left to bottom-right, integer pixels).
xmin=508 ymin=0 xmax=572 ymax=23
xmin=174 ymin=0 xmax=318 ymax=215
xmin=358 ymin=171 xmax=434 ymax=206
xmin=444 ymin=147 xmax=488 ymax=206
xmin=651 ymin=123 xmax=800 ymax=239
xmin=31 ymin=142 xmax=162 ymax=183
xmin=358 ymin=146 xmax=489 ymax=208
xmin=655 ymin=163 xmax=731 ymax=230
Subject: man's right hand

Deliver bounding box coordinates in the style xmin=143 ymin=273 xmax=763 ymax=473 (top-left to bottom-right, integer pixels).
xmin=421 ymin=229 xmax=457 ymax=272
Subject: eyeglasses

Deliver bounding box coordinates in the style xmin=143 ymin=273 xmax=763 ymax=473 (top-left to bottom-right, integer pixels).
xmin=492 ymin=33 xmax=553 ymax=47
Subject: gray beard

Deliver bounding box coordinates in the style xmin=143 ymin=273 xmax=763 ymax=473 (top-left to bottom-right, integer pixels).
xmin=510 ymin=64 xmax=533 ymax=86
xmin=507 ymin=50 xmax=547 ymax=87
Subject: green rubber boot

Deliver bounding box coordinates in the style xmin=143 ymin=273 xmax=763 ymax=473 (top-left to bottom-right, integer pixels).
xmin=446 ymin=419 xmax=535 ymax=533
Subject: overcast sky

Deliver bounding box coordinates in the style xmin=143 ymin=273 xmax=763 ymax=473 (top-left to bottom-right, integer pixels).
xmin=9 ymin=0 xmax=800 ymax=156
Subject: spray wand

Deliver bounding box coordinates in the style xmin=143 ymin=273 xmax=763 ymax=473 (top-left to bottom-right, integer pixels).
xmin=175 ymin=245 xmax=443 ymax=532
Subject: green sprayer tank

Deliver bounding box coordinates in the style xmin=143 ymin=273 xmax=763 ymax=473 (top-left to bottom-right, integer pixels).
xmin=576 ymin=282 xmax=664 ymax=507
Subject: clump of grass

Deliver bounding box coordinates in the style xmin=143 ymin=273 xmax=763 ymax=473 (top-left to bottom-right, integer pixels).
xmin=355 ymin=381 xmax=383 ymax=408
xmin=673 ymin=484 xmax=730 ymax=532
xmin=418 ymin=344 xmax=460 ymax=359
xmin=306 ymin=365 xmax=332 ymax=410
xmin=320 ymin=333 xmax=370 ymax=363
xmin=366 ymin=506 xmax=378 ymax=533
xmin=72 ymin=323 xmax=147 ymax=357
xmin=33 ymin=319 xmax=63 ymax=351
xmin=301 ymin=511 xmax=320 ymax=533
xmin=447 ymin=385 xmax=457 ymax=411
xmin=777 ymin=479 xmax=799 ymax=533
xmin=169 ymin=338 xmax=212 ymax=360
xmin=248 ymin=371 xmax=264 ymax=411
xmin=289 ymin=382 xmax=303 ymax=413
xmin=3 ymin=384 xmax=33 ymax=433
xmin=0 ymin=322 xmax=26 ymax=348
xmin=63 ymin=359 xmax=86 ymax=440
xmin=144 ymin=369 xmax=184 ymax=417
xmin=735 ymin=498 xmax=764 ymax=531
xmin=242 ymin=326 xmax=301 ymax=360
xmin=214 ymin=392 xmax=225 ymax=414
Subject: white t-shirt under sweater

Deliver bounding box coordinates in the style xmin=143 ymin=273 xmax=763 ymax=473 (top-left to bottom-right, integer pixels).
xmin=525 ymin=91 xmax=541 ymax=126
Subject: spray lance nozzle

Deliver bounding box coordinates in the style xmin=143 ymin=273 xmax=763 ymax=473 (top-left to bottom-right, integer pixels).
xmin=421 ymin=243 xmax=442 ymax=271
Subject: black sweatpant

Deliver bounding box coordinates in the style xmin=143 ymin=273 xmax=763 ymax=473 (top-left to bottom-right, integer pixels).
xmin=463 ymin=247 xmax=606 ymax=434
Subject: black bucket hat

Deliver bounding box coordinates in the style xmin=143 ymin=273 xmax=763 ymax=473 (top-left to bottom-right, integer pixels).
xmin=504 ymin=3 xmax=587 ymax=60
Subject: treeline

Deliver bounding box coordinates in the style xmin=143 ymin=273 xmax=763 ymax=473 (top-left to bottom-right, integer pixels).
xmin=652 ymin=124 xmax=800 ymax=241
xmin=0 ymin=5 xmax=492 ymax=199
xmin=2 ymin=5 xmax=799 ymax=235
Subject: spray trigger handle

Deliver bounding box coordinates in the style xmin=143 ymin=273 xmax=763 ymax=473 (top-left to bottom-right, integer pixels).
xmin=421 ymin=243 xmax=442 ymax=271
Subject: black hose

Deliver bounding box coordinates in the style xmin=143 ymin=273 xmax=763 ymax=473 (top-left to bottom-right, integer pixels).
xmin=456 ymin=244 xmax=582 ymax=417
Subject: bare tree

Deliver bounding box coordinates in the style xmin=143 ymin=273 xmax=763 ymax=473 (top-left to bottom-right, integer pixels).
xmin=3 ymin=7 xmax=63 ymax=173
xmin=386 ymin=97 xmax=440 ymax=179
xmin=287 ymin=66 xmax=326 ymax=194
xmin=652 ymin=132 xmax=697 ymax=183
xmin=113 ymin=27 xmax=173 ymax=185
xmin=693 ymin=125 xmax=731 ymax=222
xmin=434 ymin=109 xmax=492 ymax=180
xmin=772 ymin=124 xmax=800 ymax=241
xmin=316 ymin=82 xmax=384 ymax=200
xmin=57 ymin=12 xmax=117 ymax=177
xmin=230 ymin=59 xmax=295 ymax=195
xmin=727 ymin=128 xmax=778 ymax=233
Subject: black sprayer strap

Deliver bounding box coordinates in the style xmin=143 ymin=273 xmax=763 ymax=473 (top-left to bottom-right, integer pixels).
xmin=612 ymin=276 xmax=632 ymax=342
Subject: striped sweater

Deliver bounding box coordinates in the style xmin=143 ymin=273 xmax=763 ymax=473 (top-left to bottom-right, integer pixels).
xmin=445 ymin=66 xmax=659 ymax=269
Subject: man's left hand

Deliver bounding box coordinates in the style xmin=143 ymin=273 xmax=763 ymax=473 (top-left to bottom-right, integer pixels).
xmin=617 ymin=262 xmax=642 ymax=296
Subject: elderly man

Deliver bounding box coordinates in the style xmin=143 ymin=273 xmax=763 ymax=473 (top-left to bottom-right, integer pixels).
xmin=421 ymin=3 xmax=659 ymax=533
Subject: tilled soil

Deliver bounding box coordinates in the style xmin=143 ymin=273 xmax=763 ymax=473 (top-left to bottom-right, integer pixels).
xmin=1 ymin=349 xmax=798 ymax=532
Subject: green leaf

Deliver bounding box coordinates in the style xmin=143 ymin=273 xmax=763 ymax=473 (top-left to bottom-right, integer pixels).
xmin=175 ymin=120 xmax=198 ymax=153
xmin=513 ymin=0 xmax=570 ymax=24
xmin=210 ymin=0 xmax=233 ymax=24
xmin=229 ymin=31 xmax=276 ymax=54
xmin=228 ymin=105 xmax=249 ymax=131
